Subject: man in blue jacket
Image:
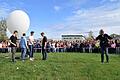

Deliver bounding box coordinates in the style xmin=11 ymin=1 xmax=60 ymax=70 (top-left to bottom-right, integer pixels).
xmin=20 ymin=33 xmax=28 ymax=62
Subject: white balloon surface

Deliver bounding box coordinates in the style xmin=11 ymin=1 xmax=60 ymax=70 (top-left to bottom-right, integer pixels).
xmin=7 ymin=10 xmax=30 ymax=37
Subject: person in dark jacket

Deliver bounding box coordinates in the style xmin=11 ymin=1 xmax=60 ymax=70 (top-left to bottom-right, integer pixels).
xmin=9 ymin=30 xmax=18 ymax=62
xmin=41 ymin=32 xmax=47 ymax=60
xmin=96 ymin=29 xmax=112 ymax=63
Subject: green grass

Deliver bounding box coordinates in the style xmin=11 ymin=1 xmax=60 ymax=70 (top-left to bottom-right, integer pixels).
xmin=0 ymin=52 xmax=120 ymax=80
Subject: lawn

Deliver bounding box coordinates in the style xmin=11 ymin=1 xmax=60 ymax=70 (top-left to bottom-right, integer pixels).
xmin=0 ymin=52 xmax=120 ymax=80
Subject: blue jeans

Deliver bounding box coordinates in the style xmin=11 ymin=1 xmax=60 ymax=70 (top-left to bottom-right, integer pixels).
xmin=60 ymin=48 xmax=64 ymax=52
xmin=42 ymin=47 xmax=47 ymax=60
xmin=21 ymin=48 xmax=27 ymax=60
xmin=56 ymin=48 xmax=59 ymax=52
xmin=29 ymin=45 xmax=34 ymax=58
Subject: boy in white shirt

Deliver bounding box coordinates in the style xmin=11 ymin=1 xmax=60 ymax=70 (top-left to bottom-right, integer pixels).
xmin=28 ymin=31 xmax=34 ymax=61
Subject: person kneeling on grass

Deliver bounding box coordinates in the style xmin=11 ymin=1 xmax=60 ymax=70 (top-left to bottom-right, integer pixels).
xmin=20 ymin=33 xmax=28 ymax=62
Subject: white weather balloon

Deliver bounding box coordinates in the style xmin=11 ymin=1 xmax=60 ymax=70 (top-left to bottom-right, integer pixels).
xmin=7 ymin=10 xmax=30 ymax=37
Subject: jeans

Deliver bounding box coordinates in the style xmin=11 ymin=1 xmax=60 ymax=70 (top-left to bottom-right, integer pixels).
xmin=29 ymin=45 xmax=34 ymax=58
xmin=56 ymin=48 xmax=59 ymax=52
xmin=21 ymin=48 xmax=27 ymax=60
xmin=116 ymin=47 xmax=120 ymax=54
xmin=11 ymin=47 xmax=16 ymax=62
xmin=51 ymin=48 xmax=55 ymax=52
xmin=42 ymin=47 xmax=47 ymax=60
xmin=101 ymin=45 xmax=109 ymax=63
xmin=60 ymin=48 xmax=64 ymax=52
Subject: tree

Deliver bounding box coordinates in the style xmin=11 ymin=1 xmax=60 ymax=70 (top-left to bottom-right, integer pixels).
xmin=110 ymin=34 xmax=120 ymax=40
xmin=0 ymin=18 xmax=8 ymax=40
xmin=85 ymin=31 xmax=94 ymax=40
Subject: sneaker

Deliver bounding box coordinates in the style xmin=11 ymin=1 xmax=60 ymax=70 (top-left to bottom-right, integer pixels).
xmin=30 ymin=58 xmax=34 ymax=61
xmin=32 ymin=58 xmax=34 ymax=60
xmin=27 ymin=55 xmax=30 ymax=58
xmin=22 ymin=60 xmax=25 ymax=62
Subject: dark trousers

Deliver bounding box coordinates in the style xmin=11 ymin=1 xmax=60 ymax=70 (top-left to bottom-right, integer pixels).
xmin=11 ymin=47 xmax=16 ymax=62
xmin=29 ymin=45 xmax=34 ymax=58
xmin=42 ymin=47 xmax=47 ymax=60
xmin=101 ymin=45 xmax=109 ymax=63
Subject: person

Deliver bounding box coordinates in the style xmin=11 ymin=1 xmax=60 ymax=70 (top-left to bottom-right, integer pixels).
xmin=115 ymin=40 xmax=120 ymax=54
xmin=28 ymin=31 xmax=34 ymax=61
xmin=2 ymin=40 xmax=7 ymax=53
xmin=96 ymin=29 xmax=112 ymax=63
xmin=41 ymin=32 xmax=47 ymax=60
xmin=8 ymin=41 xmax=11 ymax=53
xmin=111 ymin=40 xmax=116 ymax=48
xmin=9 ymin=30 xmax=18 ymax=62
xmin=0 ymin=41 xmax=2 ymax=53
xmin=20 ymin=33 xmax=28 ymax=62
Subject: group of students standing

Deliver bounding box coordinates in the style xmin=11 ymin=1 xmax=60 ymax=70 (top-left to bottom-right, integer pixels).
xmin=9 ymin=29 xmax=113 ymax=64
xmin=9 ymin=31 xmax=47 ymax=62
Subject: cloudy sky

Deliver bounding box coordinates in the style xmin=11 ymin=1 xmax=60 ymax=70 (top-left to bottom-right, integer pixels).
xmin=0 ymin=0 xmax=120 ymax=39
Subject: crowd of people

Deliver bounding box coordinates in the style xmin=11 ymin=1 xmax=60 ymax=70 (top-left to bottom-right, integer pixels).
xmin=0 ymin=37 xmax=120 ymax=53
xmin=0 ymin=30 xmax=120 ymax=63
xmin=0 ymin=35 xmax=120 ymax=54
xmin=33 ymin=39 xmax=120 ymax=53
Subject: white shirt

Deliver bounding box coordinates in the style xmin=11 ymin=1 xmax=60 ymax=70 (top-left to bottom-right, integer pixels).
xmin=51 ymin=43 xmax=55 ymax=48
xmin=0 ymin=43 xmax=2 ymax=48
xmin=28 ymin=36 xmax=34 ymax=45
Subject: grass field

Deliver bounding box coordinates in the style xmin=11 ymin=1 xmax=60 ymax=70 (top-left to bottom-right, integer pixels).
xmin=0 ymin=52 xmax=120 ymax=80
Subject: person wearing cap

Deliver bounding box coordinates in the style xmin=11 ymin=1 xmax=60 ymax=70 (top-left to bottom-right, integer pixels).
xmin=41 ymin=32 xmax=47 ymax=60
xmin=96 ymin=29 xmax=112 ymax=63
xmin=28 ymin=31 xmax=34 ymax=61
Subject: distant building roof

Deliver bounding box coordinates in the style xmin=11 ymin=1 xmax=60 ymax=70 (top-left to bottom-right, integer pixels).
xmin=61 ymin=34 xmax=84 ymax=37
